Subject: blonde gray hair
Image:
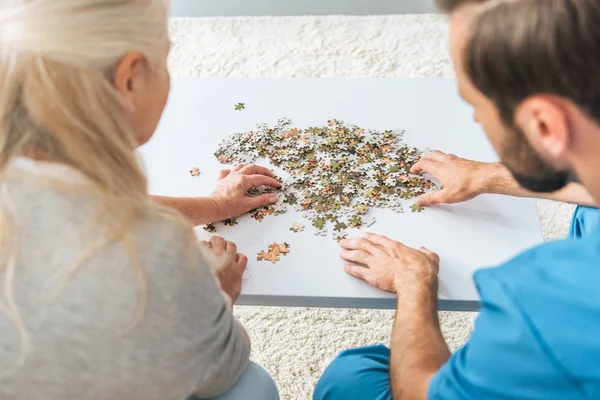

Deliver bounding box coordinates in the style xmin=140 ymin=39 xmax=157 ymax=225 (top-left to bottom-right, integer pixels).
xmin=0 ymin=0 xmax=172 ymax=373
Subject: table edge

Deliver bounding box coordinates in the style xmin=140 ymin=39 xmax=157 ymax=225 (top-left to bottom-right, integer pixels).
xmin=237 ymin=295 xmax=480 ymax=312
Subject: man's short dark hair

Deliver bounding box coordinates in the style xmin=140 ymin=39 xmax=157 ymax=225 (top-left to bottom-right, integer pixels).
xmin=439 ymin=0 xmax=600 ymax=126
xmin=435 ymin=0 xmax=488 ymax=13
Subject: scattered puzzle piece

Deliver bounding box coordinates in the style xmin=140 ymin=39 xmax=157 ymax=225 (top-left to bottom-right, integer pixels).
xmin=223 ymin=218 xmax=238 ymax=226
xmin=189 ymin=167 xmax=201 ymax=177
xmin=410 ymin=203 xmax=425 ymax=213
xmin=203 ymin=223 xmax=217 ymax=233
xmin=290 ymin=222 xmax=305 ymax=232
xmin=257 ymin=242 xmax=291 ymax=264
xmin=333 ymin=231 xmax=348 ymax=241
xmin=363 ymin=216 xmax=376 ymax=227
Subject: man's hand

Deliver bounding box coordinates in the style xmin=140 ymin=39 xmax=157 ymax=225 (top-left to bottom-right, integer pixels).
xmin=339 ymin=233 xmax=440 ymax=294
xmin=203 ymin=236 xmax=247 ymax=303
xmin=210 ymin=164 xmax=282 ymax=220
xmin=340 ymin=233 xmax=448 ymax=400
xmin=410 ymin=150 xmax=493 ymax=206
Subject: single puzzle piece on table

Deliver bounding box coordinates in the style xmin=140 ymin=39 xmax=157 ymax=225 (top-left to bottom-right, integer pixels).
xmin=410 ymin=204 xmax=425 ymax=213
xmin=189 ymin=167 xmax=201 ymax=177
xmin=256 ymin=242 xmax=291 ymax=264
xmin=223 ymin=218 xmax=238 ymax=226
xmin=213 ymin=118 xmax=438 ymax=238
xmin=363 ymin=216 xmax=376 ymax=227
xmin=290 ymin=222 xmax=305 ymax=233
xmin=333 ymin=231 xmax=348 ymax=241
xmin=203 ymin=223 xmax=217 ymax=233
xmin=234 ymin=103 xmax=245 ymax=111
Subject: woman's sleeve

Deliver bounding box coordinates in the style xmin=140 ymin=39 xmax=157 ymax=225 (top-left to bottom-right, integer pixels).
xmin=148 ymin=222 xmax=251 ymax=398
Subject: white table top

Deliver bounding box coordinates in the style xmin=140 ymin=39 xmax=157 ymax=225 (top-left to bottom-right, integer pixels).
xmin=138 ymin=78 xmax=544 ymax=311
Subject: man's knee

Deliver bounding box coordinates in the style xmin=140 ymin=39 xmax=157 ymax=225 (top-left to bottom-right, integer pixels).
xmin=314 ymin=345 xmax=392 ymax=400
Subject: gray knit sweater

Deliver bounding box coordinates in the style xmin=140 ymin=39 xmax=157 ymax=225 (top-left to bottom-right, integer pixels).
xmin=0 ymin=158 xmax=250 ymax=400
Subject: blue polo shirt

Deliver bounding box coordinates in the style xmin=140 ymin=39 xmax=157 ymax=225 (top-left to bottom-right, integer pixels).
xmin=429 ymin=206 xmax=600 ymax=399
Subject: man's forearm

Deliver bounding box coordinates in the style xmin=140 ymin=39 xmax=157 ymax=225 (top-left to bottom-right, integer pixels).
xmin=480 ymin=163 xmax=597 ymax=207
xmin=152 ymin=195 xmax=224 ymax=226
xmin=390 ymin=280 xmax=451 ymax=400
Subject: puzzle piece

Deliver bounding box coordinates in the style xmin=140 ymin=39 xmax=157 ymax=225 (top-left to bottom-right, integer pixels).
xmin=223 ymin=218 xmax=238 ymax=226
xmin=410 ymin=203 xmax=425 ymax=213
xmin=257 ymin=242 xmax=291 ymax=264
xmin=189 ymin=167 xmax=201 ymax=177
xmin=333 ymin=231 xmax=348 ymax=241
xmin=290 ymin=222 xmax=305 ymax=233
xmin=203 ymin=223 xmax=217 ymax=233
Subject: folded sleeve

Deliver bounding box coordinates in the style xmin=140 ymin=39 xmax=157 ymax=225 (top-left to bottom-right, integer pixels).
xmin=428 ymin=270 xmax=576 ymax=400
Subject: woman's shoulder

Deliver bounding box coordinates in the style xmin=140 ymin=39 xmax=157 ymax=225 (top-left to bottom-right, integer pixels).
xmin=130 ymin=207 xmax=205 ymax=269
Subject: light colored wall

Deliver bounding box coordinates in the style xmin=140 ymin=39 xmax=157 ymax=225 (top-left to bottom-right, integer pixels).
xmin=170 ymin=0 xmax=438 ymax=17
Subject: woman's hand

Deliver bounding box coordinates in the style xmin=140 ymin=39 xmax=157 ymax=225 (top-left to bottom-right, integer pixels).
xmin=202 ymin=236 xmax=248 ymax=303
xmin=210 ymin=164 xmax=282 ymax=220
xmin=339 ymin=233 xmax=439 ymax=294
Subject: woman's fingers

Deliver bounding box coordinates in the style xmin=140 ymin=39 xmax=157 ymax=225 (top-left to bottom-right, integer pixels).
xmin=236 ymin=253 xmax=248 ymax=265
xmin=218 ymin=169 xmax=231 ymax=179
xmin=209 ymin=236 xmax=226 ymax=255
xmin=242 ymin=174 xmax=282 ymax=189
xmin=239 ymin=164 xmax=274 ymax=177
xmin=232 ymin=164 xmax=247 ymax=172
xmin=226 ymin=241 xmax=237 ymax=255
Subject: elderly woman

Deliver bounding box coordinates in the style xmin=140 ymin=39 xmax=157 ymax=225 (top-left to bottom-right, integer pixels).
xmin=0 ymin=1 xmax=279 ymax=399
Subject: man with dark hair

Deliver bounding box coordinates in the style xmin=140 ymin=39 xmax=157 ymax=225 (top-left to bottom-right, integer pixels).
xmin=314 ymin=0 xmax=600 ymax=399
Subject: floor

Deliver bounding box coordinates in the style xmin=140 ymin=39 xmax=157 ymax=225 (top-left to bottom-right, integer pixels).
xmin=170 ymin=0 xmax=438 ymax=17
xmin=168 ymin=14 xmax=576 ymax=400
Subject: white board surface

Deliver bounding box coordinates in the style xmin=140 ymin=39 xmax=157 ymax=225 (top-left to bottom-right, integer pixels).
xmin=138 ymin=78 xmax=544 ymax=310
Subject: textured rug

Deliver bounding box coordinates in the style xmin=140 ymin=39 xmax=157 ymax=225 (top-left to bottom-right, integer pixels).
xmin=168 ymin=15 xmax=575 ymax=400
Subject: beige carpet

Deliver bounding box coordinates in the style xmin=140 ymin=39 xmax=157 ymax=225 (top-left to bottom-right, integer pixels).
xmin=168 ymin=15 xmax=575 ymax=399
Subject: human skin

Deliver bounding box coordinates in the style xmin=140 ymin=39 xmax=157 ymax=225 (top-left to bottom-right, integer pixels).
xmin=338 ymin=3 xmax=600 ymax=399
xmin=410 ymin=151 xmax=596 ymax=208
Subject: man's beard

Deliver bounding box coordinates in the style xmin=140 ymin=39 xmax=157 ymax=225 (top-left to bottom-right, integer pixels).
xmin=501 ymin=124 xmax=571 ymax=193
xmin=510 ymin=170 xmax=570 ymax=193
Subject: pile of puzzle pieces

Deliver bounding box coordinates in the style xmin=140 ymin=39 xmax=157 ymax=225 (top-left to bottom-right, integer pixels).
xmin=213 ymin=118 xmax=437 ymax=240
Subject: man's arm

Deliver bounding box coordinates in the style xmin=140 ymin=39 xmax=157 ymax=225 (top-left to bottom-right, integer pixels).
xmin=390 ymin=275 xmax=451 ymax=399
xmin=411 ymin=151 xmax=596 ymax=208
xmin=478 ymin=162 xmax=595 ymax=205
xmin=339 ymin=234 xmax=450 ymax=399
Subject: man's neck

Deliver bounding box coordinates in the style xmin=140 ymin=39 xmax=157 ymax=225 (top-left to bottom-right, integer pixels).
xmin=569 ymin=123 xmax=600 ymax=205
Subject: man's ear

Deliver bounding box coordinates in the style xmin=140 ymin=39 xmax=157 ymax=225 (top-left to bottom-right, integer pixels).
xmin=113 ymin=51 xmax=145 ymax=112
xmin=516 ymin=96 xmax=570 ymax=160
